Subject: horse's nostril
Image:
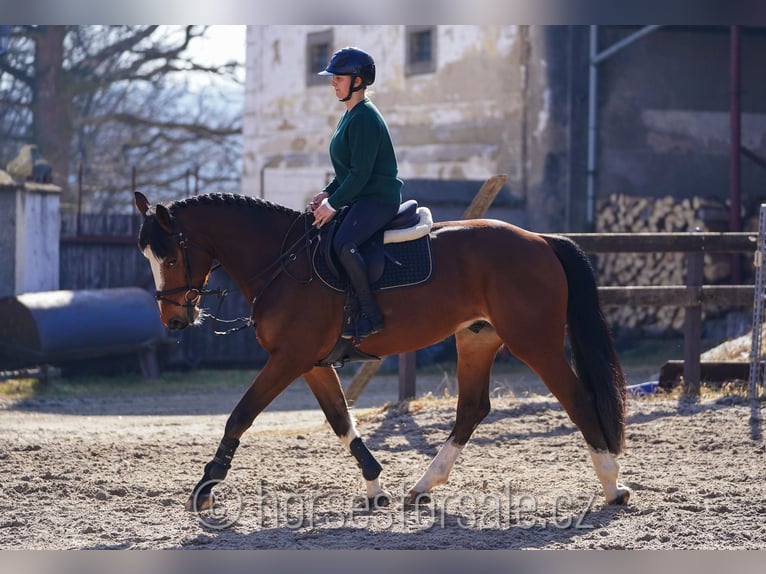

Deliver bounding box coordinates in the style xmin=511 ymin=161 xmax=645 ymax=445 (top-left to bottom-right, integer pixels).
xmin=168 ymin=318 xmax=188 ymax=330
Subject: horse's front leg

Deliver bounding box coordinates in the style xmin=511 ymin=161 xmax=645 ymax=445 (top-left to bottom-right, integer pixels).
xmin=184 ymin=357 xmax=304 ymax=512
xmin=303 ymin=366 xmax=391 ymax=508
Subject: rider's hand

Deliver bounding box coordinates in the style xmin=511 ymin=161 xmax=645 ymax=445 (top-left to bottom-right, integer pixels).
xmin=313 ymin=199 xmax=336 ymax=228
xmin=309 ymin=192 xmax=328 ymax=212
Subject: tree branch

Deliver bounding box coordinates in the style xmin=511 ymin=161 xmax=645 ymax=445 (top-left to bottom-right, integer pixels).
xmin=91 ymin=112 xmax=242 ymax=138
xmin=67 ymin=26 xmax=223 ymax=93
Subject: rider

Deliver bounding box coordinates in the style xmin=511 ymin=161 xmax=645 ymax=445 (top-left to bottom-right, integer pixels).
xmin=311 ymin=47 xmax=403 ymax=340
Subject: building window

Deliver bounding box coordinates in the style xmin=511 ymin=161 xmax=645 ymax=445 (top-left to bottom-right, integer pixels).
xmin=306 ymin=30 xmax=333 ymax=86
xmin=406 ymin=26 xmax=437 ymax=76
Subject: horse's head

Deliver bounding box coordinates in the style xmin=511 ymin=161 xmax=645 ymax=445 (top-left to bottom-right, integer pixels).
xmin=134 ymin=191 xmax=214 ymax=330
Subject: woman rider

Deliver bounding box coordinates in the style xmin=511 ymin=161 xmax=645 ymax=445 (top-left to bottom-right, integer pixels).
xmin=311 ymin=47 xmax=403 ymax=340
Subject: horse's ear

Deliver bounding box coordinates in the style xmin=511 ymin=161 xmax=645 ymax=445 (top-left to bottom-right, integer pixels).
xmin=134 ymin=191 xmax=150 ymax=216
xmin=155 ymin=204 xmax=175 ymax=234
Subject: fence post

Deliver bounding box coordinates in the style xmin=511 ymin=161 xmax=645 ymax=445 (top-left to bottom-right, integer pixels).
xmin=748 ymin=204 xmax=766 ymax=438
xmin=683 ymin=232 xmax=704 ymax=397
xmin=399 ymin=351 xmax=416 ymax=400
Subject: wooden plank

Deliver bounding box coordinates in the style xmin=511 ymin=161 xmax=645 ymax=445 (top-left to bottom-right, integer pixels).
xmin=462 ymin=174 xmax=508 ymax=219
xmin=60 ymin=235 xmax=136 ymax=245
xmin=563 ymin=232 xmax=757 ymax=254
xmin=597 ymin=285 xmax=754 ymax=307
xmin=345 ymin=360 xmax=384 ymax=405
xmin=659 ymin=360 xmax=756 ymax=388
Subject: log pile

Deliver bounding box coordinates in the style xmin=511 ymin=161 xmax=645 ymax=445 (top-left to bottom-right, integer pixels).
xmin=595 ymin=194 xmax=732 ymax=336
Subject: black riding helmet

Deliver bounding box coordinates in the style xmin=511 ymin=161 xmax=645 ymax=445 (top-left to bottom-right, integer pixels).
xmin=318 ymin=47 xmax=375 ymax=102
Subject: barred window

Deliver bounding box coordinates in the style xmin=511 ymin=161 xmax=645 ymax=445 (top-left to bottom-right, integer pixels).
xmin=406 ymin=26 xmax=437 ymax=76
xmin=307 ymin=30 xmax=333 ymax=86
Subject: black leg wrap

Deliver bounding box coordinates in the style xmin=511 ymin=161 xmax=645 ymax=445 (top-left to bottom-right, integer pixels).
xmin=213 ymin=437 xmax=240 ymax=468
xmin=349 ymin=437 xmax=382 ymax=481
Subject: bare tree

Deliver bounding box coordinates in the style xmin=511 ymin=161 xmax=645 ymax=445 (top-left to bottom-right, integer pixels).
xmin=0 ymin=25 xmax=242 ymax=212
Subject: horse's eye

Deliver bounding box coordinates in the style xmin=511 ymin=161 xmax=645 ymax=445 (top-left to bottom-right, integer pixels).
xmin=165 ymin=259 xmax=178 ymax=269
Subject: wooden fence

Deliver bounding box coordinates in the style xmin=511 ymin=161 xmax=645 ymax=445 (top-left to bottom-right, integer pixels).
xmin=568 ymin=231 xmax=757 ymax=396
xmin=391 ymin=231 xmax=758 ymax=401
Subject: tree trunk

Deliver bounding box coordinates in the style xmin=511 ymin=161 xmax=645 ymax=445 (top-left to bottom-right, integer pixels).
xmin=32 ymin=26 xmax=72 ymax=197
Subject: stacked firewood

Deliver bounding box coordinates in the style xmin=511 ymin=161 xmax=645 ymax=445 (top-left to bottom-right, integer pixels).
xmin=594 ymin=194 xmax=732 ymax=335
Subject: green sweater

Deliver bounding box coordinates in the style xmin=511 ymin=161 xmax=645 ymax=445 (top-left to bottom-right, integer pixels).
xmin=323 ymin=98 xmax=403 ymax=210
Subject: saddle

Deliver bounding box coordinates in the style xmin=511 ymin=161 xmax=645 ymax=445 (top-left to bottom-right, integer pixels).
xmin=314 ymin=199 xmax=434 ymax=291
xmin=314 ymin=200 xmax=434 ymax=368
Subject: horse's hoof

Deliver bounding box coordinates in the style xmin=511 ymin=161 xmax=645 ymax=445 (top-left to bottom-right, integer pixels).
xmin=404 ymin=491 xmax=431 ymax=506
xmin=184 ymin=492 xmax=211 ymax=512
xmin=369 ymin=493 xmax=391 ymax=508
xmin=607 ymin=487 xmax=631 ymax=506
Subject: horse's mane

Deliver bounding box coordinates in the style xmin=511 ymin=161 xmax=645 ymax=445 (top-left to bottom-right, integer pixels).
xmin=140 ymin=193 xmax=302 ymax=257
xmin=167 ymin=193 xmax=301 ymax=218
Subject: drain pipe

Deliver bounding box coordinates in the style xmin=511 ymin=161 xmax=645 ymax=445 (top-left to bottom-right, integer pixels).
xmin=730 ymin=25 xmax=742 ymax=282
xmin=586 ymin=25 xmax=662 ymax=230
xmin=586 ymin=26 xmax=599 ymax=231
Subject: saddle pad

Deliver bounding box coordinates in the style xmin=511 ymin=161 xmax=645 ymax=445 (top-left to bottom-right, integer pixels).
xmin=313 ymin=234 xmax=433 ymax=293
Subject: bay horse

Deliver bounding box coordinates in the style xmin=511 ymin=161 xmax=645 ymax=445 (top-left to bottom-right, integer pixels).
xmin=133 ymin=191 xmax=630 ymax=513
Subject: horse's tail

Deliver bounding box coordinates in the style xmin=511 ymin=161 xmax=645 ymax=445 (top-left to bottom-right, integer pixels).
xmin=543 ymin=233 xmax=626 ymax=454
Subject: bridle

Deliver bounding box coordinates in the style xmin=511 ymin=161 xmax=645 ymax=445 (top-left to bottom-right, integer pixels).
xmin=155 ymin=210 xmax=318 ymax=335
xmin=154 ymin=230 xmax=223 ymax=326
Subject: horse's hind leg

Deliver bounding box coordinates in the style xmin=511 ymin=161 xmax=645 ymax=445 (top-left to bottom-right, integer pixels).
xmin=303 ymin=366 xmax=390 ymax=507
xmin=520 ymin=350 xmax=630 ymax=505
xmin=407 ymin=325 xmax=502 ymax=502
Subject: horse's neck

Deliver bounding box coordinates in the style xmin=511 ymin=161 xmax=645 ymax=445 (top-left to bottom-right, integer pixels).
xmin=181 ymin=204 xmax=297 ymax=298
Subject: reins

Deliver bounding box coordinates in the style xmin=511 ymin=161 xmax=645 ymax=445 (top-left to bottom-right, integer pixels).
xmin=161 ymin=210 xmax=318 ymax=336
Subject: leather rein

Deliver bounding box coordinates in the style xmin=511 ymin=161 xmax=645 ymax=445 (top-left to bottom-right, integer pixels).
xmin=155 ymin=210 xmax=317 ymax=335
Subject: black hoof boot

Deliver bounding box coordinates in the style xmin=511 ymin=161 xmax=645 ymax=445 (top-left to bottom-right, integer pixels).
xmin=185 ymin=460 xmax=229 ymax=512
xmin=185 ymin=437 xmax=239 ymax=512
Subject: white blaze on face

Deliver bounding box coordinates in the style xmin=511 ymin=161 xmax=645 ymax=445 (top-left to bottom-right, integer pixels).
xmin=142 ymin=246 xmax=166 ymax=311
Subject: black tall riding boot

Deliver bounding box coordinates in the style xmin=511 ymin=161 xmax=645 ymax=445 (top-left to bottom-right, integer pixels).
xmin=338 ymin=243 xmax=384 ymax=339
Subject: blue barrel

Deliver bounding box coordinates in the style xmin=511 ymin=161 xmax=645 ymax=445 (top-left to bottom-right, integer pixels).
xmin=0 ymin=287 xmax=167 ymax=370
